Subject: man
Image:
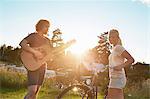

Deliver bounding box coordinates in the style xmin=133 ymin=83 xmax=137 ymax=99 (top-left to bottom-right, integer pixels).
xmin=19 ymin=19 xmax=51 ymax=99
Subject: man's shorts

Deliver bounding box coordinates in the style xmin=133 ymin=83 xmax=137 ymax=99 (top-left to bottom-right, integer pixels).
xmin=27 ymin=64 xmax=46 ymax=86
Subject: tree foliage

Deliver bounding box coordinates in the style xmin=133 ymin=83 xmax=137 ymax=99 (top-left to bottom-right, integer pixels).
xmin=0 ymin=44 xmax=22 ymax=66
xmin=92 ymin=32 xmax=111 ymax=65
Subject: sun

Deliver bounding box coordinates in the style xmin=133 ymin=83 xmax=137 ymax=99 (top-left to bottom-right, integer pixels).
xmin=67 ymin=40 xmax=90 ymax=56
xmin=64 ymin=33 xmax=97 ymax=57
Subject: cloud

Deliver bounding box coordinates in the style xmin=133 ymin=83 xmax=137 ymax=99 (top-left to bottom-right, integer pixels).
xmin=132 ymin=0 xmax=150 ymax=7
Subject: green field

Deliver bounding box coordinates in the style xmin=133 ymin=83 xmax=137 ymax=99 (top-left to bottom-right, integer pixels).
xmin=0 ymin=67 xmax=104 ymax=99
xmin=0 ymin=87 xmax=104 ymax=99
xmin=0 ymin=62 xmax=149 ymax=99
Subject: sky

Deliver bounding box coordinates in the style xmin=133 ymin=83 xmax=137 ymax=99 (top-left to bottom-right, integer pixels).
xmin=0 ymin=0 xmax=149 ymax=63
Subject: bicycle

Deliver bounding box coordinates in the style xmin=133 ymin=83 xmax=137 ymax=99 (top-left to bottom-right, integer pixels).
xmin=56 ymin=63 xmax=108 ymax=99
xmin=51 ymin=68 xmax=76 ymax=89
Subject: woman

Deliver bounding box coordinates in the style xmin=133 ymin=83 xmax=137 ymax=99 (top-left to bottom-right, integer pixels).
xmin=106 ymin=29 xmax=134 ymax=99
xmin=19 ymin=19 xmax=51 ymax=99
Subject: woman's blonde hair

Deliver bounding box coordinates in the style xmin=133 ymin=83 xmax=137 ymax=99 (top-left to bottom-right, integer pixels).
xmin=109 ymin=29 xmax=122 ymax=45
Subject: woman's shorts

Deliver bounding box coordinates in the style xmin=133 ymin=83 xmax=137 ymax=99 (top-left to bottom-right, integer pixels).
xmin=108 ymin=76 xmax=126 ymax=89
xmin=27 ymin=64 xmax=46 ymax=86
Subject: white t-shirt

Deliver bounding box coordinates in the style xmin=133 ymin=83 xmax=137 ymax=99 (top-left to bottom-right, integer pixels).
xmin=109 ymin=45 xmax=126 ymax=78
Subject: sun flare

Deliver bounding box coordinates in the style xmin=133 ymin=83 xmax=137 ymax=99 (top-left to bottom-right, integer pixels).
xmin=67 ymin=40 xmax=90 ymax=56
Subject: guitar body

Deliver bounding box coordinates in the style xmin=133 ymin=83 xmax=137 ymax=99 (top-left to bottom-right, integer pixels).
xmin=21 ymin=48 xmax=47 ymax=71
xmin=20 ymin=39 xmax=76 ymax=71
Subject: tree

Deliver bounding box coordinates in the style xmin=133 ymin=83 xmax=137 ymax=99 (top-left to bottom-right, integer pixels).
xmin=0 ymin=45 xmax=22 ymax=66
xmin=93 ymin=32 xmax=111 ymax=65
xmin=51 ymin=28 xmax=64 ymax=47
xmin=84 ymin=32 xmax=111 ymax=94
xmin=47 ymin=29 xmax=67 ymax=70
xmin=0 ymin=44 xmax=7 ymax=60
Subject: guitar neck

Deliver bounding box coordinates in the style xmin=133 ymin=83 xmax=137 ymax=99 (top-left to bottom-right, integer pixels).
xmin=41 ymin=39 xmax=76 ymax=62
xmin=44 ymin=43 xmax=73 ymax=61
xmin=52 ymin=43 xmax=72 ymax=53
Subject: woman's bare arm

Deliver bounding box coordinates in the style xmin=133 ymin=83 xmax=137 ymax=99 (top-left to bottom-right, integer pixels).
xmin=113 ymin=50 xmax=134 ymax=70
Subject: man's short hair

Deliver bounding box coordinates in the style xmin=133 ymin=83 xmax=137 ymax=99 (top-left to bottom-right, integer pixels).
xmin=36 ymin=19 xmax=50 ymax=31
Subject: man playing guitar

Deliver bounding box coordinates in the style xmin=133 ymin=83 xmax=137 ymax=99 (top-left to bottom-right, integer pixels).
xmin=20 ymin=19 xmax=51 ymax=99
xmin=20 ymin=19 xmax=76 ymax=99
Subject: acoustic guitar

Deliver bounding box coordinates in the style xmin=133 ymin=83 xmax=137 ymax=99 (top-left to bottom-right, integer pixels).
xmin=20 ymin=39 xmax=76 ymax=71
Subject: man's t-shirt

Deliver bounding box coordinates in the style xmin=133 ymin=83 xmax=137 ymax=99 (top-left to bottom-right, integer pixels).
xmin=21 ymin=32 xmax=52 ymax=67
xmin=23 ymin=32 xmax=51 ymax=47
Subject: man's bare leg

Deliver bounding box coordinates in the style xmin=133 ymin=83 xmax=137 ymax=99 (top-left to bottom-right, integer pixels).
xmin=24 ymin=85 xmax=38 ymax=99
xmin=34 ymin=85 xmax=41 ymax=98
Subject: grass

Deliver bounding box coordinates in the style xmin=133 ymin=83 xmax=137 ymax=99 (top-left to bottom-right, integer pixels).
xmin=124 ymin=79 xmax=150 ymax=99
xmin=0 ymin=61 xmax=149 ymax=99
xmin=0 ymin=85 xmax=104 ymax=99
xmin=0 ymin=67 xmax=104 ymax=99
xmin=0 ymin=69 xmax=27 ymax=89
xmin=0 ymin=88 xmax=26 ymax=99
xmin=0 ymin=87 xmax=104 ymax=99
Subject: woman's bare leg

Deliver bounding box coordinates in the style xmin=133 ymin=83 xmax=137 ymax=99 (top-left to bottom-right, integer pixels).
xmin=106 ymin=88 xmax=124 ymax=99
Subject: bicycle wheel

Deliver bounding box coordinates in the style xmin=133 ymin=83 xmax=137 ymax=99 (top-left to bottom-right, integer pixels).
xmin=57 ymin=84 xmax=94 ymax=99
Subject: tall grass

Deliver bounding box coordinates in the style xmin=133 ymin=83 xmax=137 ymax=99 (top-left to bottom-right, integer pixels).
xmin=124 ymin=79 xmax=150 ymax=99
xmin=0 ymin=68 xmax=59 ymax=99
xmin=0 ymin=68 xmax=27 ymax=89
